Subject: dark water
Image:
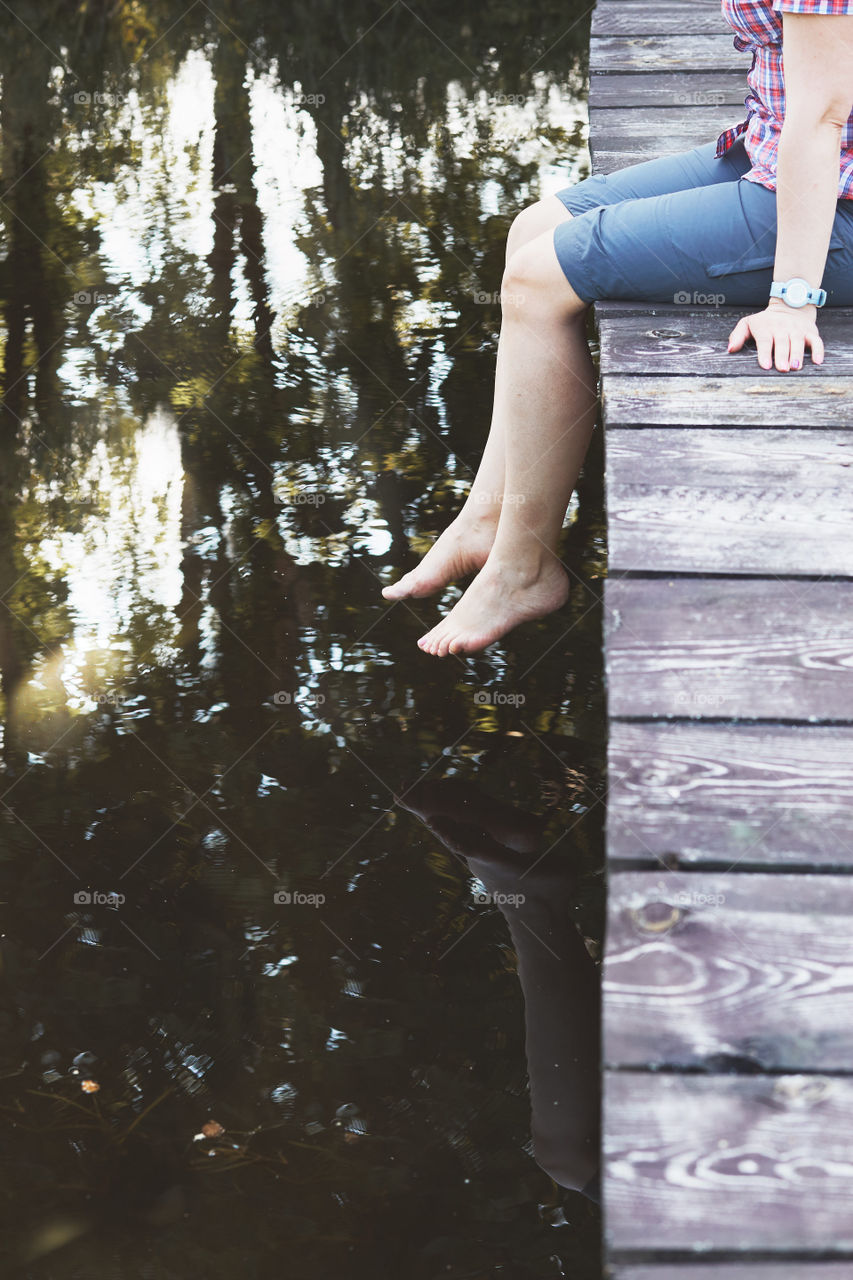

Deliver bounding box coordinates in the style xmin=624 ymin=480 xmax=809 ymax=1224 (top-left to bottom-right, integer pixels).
xmin=0 ymin=2 xmax=606 ymax=1275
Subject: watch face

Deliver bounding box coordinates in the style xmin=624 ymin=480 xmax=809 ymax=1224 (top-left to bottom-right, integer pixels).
xmin=785 ymin=279 xmax=809 ymax=307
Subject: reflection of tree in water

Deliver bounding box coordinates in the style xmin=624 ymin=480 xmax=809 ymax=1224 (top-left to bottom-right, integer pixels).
xmin=0 ymin=3 xmax=601 ymax=1275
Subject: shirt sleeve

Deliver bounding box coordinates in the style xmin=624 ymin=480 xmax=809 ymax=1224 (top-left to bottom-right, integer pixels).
xmin=773 ymin=0 xmax=853 ymax=12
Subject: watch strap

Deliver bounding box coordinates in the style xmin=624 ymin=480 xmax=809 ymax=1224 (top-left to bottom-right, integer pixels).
xmin=770 ymin=278 xmax=827 ymax=308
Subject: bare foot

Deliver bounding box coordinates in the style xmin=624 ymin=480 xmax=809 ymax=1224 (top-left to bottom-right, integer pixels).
xmin=417 ymin=555 xmax=569 ymax=656
xmin=382 ymin=509 xmax=498 ymax=601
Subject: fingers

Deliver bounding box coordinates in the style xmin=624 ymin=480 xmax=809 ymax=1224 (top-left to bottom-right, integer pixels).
xmin=755 ymin=329 xmax=775 ymax=371
xmin=788 ymin=334 xmax=805 ymax=371
xmin=774 ymin=331 xmax=792 ymax=373
xmin=726 ymin=313 xmax=824 ymax=371
xmin=808 ymin=328 xmax=826 ymax=365
xmin=727 ymin=318 xmax=749 ymax=352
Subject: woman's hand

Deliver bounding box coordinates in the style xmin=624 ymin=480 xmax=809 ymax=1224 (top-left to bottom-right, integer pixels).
xmin=727 ymin=298 xmax=825 ymax=371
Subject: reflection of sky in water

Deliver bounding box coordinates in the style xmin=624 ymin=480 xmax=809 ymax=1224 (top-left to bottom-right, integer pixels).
xmin=36 ymin=409 xmax=183 ymax=707
xmin=33 ymin=48 xmax=588 ymax=705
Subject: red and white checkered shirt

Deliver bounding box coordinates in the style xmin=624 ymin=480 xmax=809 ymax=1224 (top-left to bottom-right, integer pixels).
xmin=715 ymin=0 xmax=853 ymax=198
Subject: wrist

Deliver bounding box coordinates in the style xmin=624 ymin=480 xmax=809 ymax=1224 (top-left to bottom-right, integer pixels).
xmin=767 ymin=296 xmax=817 ymax=318
xmin=769 ymin=277 xmax=826 ymax=310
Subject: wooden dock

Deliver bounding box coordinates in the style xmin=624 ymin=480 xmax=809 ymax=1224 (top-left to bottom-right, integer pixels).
xmin=592 ymin=2 xmax=853 ymax=1275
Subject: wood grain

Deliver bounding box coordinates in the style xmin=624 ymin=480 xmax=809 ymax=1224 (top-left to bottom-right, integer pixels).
xmin=595 ymin=300 xmax=740 ymax=319
xmin=592 ymin=2 xmax=729 ymax=38
xmin=605 ymin=1072 xmax=853 ymax=1252
xmin=590 ymin=71 xmax=748 ymax=109
xmin=607 ymin=721 xmax=853 ymax=868
xmin=606 ymin=428 xmax=853 ymax=575
xmin=598 ymin=311 xmax=853 ymax=374
xmin=592 ymin=150 xmax=708 ymax=175
xmin=610 ymin=1267 xmax=853 ymax=1279
xmin=590 ymin=106 xmax=742 ymax=170
xmin=589 ymin=3 xmax=853 ymax=1268
xmin=590 ymin=35 xmax=749 ymax=73
xmin=602 ymin=375 xmax=853 ymax=427
xmin=604 ymin=872 xmax=853 ymax=1071
xmin=604 ymin=577 xmax=853 ymax=721
xmin=592 ymin=107 xmax=737 ymax=139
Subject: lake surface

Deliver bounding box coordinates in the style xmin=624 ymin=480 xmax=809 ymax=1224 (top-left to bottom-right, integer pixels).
xmin=0 ymin=2 xmax=606 ymax=1275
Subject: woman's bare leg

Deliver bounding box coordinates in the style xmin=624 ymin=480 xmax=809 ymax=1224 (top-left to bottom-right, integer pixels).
xmin=418 ymin=229 xmax=597 ymax=656
xmin=382 ymin=195 xmax=575 ymax=602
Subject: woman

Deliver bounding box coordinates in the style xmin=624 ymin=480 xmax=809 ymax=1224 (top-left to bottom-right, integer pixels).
xmin=382 ymin=0 xmax=853 ymax=656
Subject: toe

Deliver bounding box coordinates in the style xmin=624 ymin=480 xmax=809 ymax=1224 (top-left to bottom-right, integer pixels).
xmin=418 ymin=624 xmax=440 ymax=652
xmin=450 ymin=632 xmax=487 ymax=656
xmin=427 ymin=634 xmax=443 ymax=656
xmin=383 ymin=574 xmax=410 ymax=600
xmin=435 ymin=629 xmax=456 ymax=658
xmin=448 ymin=634 xmax=472 ymax=656
xmin=425 ymin=624 xmax=450 ymax=656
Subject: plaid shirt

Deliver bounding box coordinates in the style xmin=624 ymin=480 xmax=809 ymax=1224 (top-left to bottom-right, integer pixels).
xmin=715 ymin=0 xmax=853 ymax=198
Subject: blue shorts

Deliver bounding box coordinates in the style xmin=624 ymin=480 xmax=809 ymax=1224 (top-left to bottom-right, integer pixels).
xmin=553 ymin=137 xmax=853 ymax=307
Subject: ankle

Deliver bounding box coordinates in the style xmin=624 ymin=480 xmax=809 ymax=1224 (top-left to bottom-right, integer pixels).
xmin=488 ymin=545 xmax=563 ymax=584
xmin=460 ymin=493 xmax=503 ymax=527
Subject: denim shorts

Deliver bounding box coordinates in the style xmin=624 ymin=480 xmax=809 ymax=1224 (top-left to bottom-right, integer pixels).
xmin=553 ymin=137 xmax=853 ymax=306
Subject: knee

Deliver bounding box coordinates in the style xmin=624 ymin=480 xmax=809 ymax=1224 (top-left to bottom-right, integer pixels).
xmin=501 ymin=239 xmax=587 ymax=319
xmin=500 ymin=250 xmax=528 ymax=310
xmin=532 ymin=1126 xmax=599 ymax=1193
xmin=506 ymin=200 xmax=553 ymax=260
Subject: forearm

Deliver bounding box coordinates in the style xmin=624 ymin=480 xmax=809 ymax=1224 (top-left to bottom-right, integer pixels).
xmin=772 ymin=115 xmax=843 ymax=310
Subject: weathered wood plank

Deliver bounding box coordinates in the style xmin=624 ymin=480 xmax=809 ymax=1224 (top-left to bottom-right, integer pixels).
xmin=605 ymin=1072 xmax=853 ymax=1253
xmin=593 ymin=149 xmax=706 ymax=174
xmin=603 ymin=375 xmax=853 ymax=427
xmin=595 ymin=300 xmax=737 ymax=319
xmin=592 ymin=104 xmax=739 ymax=140
xmin=590 ymin=35 xmax=748 ymax=73
xmin=608 ymin=721 xmax=853 ymax=869
xmin=604 ymin=577 xmax=853 ymax=721
xmin=604 ymin=872 xmax=853 ymax=1071
xmin=606 ymin=428 xmax=853 ymax=576
xmin=590 ymin=107 xmax=740 ymax=170
xmin=592 ymin=1 xmax=728 ymax=38
xmin=598 ymin=312 xmax=853 ymax=374
xmin=591 ymin=4 xmax=853 ymax=1271
xmin=610 ymin=1267 xmax=853 ymax=1279
xmin=590 ymin=71 xmax=748 ymax=109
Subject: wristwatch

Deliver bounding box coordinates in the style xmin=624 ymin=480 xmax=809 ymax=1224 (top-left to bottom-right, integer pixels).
xmin=769 ymin=277 xmax=827 ymax=308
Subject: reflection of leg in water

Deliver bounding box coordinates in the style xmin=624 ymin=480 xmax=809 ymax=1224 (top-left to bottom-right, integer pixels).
xmin=398 ymin=779 xmax=601 ymax=1200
